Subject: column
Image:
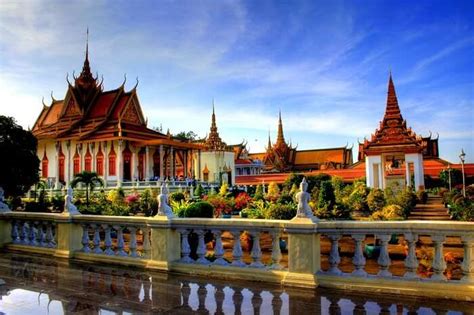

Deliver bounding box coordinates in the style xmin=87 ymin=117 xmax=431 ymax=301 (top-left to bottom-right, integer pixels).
xmin=132 ymin=147 xmax=138 ymax=183
xmin=170 ymin=147 xmax=175 ymax=179
xmin=405 ymin=161 xmax=411 ymax=188
xmin=55 ymin=141 xmax=60 ymax=189
xmin=145 ymin=146 xmax=150 ymax=180
xmin=66 ymin=140 xmax=71 ymax=186
xmin=197 ymin=149 xmax=202 ymax=180
xmin=117 ymin=140 xmax=123 ymax=187
xmin=103 ymin=141 xmax=108 ymax=187
xmin=79 ymin=143 xmax=84 ymax=173
xmin=90 ymin=142 xmax=96 ymax=172
xmin=378 ymin=163 xmax=383 ymax=189
xmin=183 ymin=150 xmax=188 ymax=178
xmin=159 ymin=145 xmax=164 ymax=180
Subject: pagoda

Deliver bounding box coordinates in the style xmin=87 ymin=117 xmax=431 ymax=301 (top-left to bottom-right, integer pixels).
xmin=361 ymin=73 xmax=425 ymax=191
xmin=32 ymin=33 xmax=201 ymax=188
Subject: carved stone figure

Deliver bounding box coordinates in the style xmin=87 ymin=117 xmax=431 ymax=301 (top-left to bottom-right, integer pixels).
xmin=295 ymin=178 xmax=315 ymax=219
xmin=0 ymin=187 xmax=11 ymax=213
xmin=64 ymin=187 xmax=81 ymax=215
xmin=156 ymin=183 xmax=174 ymax=218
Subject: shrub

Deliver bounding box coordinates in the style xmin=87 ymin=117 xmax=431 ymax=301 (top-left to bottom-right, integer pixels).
xmin=367 ymin=188 xmax=385 ymax=213
xmin=266 ymin=182 xmax=280 ymax=201
xmin=253 ymin=184 xmax=264 ymax=201
xmin=317 ymin=181 xmax=335 ymax=211
xmin=194 ymin=183 xmax=204 ymax=198
xmin=102 ymin=203 xmax=130 ymax=216
xmin=171 ymin=200 xmax=190 ymax=218
xmin=170 ymin=192 xmax=185 ymax=203
xmin=348 ymin=181 xmax=368 ymax=213
xmin=107 ymin=188 xmax=125 ymax=204
xmin=283 ymin=173 xmax=331 ymax=194
xmin=277 ymin=193 xmax=294 ymax=205
xmin=417 ymin=190 xmax=428 ymax=204
xmin=219 ymin=183 xmax=229 ymax=197
xmin=204 ymin=195 xmax=233 ymax=217
xmin=234 ymin=192 xmax=252 ymax=211
xmin=331 ymin=176 xmax=345 ymax=204
xmin=24 ymin=201 xmax=50 ymax=213
xmin=395 ymin=188 xmax=417 ymax=218
xmin=370 ymin=204 xmax=404 ymax=221
xmin=289 ymin=183 xmax=299 ymax=196
xmin=184 ymin=201 xmax=214 ymax=218
xmin=264 ymin=203 xmax=296 ymax=220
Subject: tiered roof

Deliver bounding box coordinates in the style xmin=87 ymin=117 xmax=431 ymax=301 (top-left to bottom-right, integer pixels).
xmin=362 ymin=73 xmax=423 ymax=156
xmin=203 ymin=105 xmax=230 ymax=151
xmin=32 ymin=40 xmax=167 ymax=142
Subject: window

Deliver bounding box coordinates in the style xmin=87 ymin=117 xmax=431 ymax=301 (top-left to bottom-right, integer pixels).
xmin=109 ymin=153 xmax=116 ymax=176
xmin=84 ymin=149 xmax=92 ymax=172
xmin=73 ymin=151 xmax=80 ymax=175
xmin=96 ymin=149 xmax=104 ymax=176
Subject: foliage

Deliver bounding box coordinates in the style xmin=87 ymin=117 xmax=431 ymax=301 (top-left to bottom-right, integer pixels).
xmin=194 ymin=183 xmax=204 ymax=198
xmin=125 ymin=191 xmax=141 ymax=214
xmin=51 ymin=192 xmax=64 ymax=211
xmin=71 ymin=171 xmax=104 ymax=206
xmin=277 ymin=193 xmax=294 ymax=205
xmin=184 ymin=201 xmax=214 ymax=218
xmin=289 ymin=183 xmax=299 ymax=196
xmin=331 ymin=176 xmax=345 ymax=204
xmin=107 ymin=188 xmax=125 ymax=204
xmin=266 ymin=182 xmax=280 ymax=201
xmin=395 ymin=188 xmax=417 ymax=218
xmin=370 ymin=204 xmax=404 ymax=221
xmin=283 ymin=173 xmax=331 ymax=194
xmin=241 ymin=199 xmax=268 ymax=219
xmin=439 ymin=168 xmax=462 ymax=188
xmin=253 ymin=184 xmax=264 ymax=201
xmin=417 ymin=190 xmax=428 ymax=204
xmin=347 ymin=181 xmax=369 ymax=213
xmin=234 ymin=192 xmax=252 ymax=211
xmin=0 ymin=116 xmax=40 ymax=197
xmin=171 ymin=200 xmax=190 ymax=218
xmin=204 ymin=194 xmax=233 ymax=217
xmin=170 ymin=192 xmax=185 ymax=203
xmin=264 ymin=203 xmax=296 ymax=220
xmin=219 ymin=183 xmax=229 ymax=197
xmin=317 ymin=181 xmax=335 ymax=211
xmin=446 ymin=186 xmax=474 ymax=221
xmin=174 ymin=131 xmax=198 ymax=141
xmin=101 ymin=203 xmax=130 ymax=216
xmin=367 ymin=188 xmax=386 ymax=213
xmin=139 ymin=188 xmax=154 ymax=215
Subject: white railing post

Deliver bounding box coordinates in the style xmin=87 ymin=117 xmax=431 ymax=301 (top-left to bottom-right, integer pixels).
xmin=211 ymin=229 xmax=228 ymax=266
xmin=11 ymin=221 xmax=19 ymax=244
xmin=461 ymin=236 xmax=474 ymax=283
xmin=328 ymin=234 xmax=342 ymax=275
xmin=431 ymin=234 xmax=446 ymax=281
xmin=351 ymin=234 xmax=367 ymax=277
xmin=269 ymin=230 xmax=282 ymax=270
xmin=231 ymin=230 xmax=245 ymax=267
xmin=376 ymin=234 xmax=392 ymax=277
xmin=178 ymin=229 xmax=193 ymax=263
xmin=114 ymin=225 xmax=128 ymax=256
xmin=250 ymin=231 xmax=264 ymax=268
xmin=195 ymin=229 xmax=208 ymax=264
xmin=404 ymin=233 xmax=419 ymax=279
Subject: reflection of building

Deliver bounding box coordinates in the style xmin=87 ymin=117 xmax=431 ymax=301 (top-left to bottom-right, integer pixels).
xmin=33 ymin=41 xmax=200 ymax=188
xmin=197 ymin=106 xmax=235 ymax=185
xmin=245 ymin=112 xmax=353 ymax=174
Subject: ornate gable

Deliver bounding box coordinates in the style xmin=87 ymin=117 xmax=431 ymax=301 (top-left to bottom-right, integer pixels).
xmin=121 ymin=99 xmax=142 ymax=125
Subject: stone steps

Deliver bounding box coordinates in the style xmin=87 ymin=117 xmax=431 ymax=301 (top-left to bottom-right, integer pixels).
xmin=408 ymin=196 xmax=451 ymax=221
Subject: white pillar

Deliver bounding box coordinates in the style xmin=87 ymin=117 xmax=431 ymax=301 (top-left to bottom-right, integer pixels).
xmin=198 ymin=150 xmax=202 ymax=180
xmin=405 ymin=153 xmax=425 ymax=191
xmin=91 ymin=142 xmax=96 ymax=172
xmin=132 ymin=147 xmax=138 ymax=182
xmin=66 ymin=141 xmax=71 ymax=187
xmin=145 ymin=146 xmax=150 ymax=180
xmin=365 ymin=155 xmax=381 ymax=188
xmin=405 ymin=161 xmax=411 ymax=187
xmin=159 ymin=145 xmax=164 ymax=179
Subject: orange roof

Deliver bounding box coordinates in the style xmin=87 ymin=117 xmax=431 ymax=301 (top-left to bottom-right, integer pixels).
xmin=294 ymin=148 xmax=345 ymax=165
xmin=111 ymin=93 xmax=131 ymax=119
xmin=88 ymin=91 xmax=118 ymax=118
xmin=41 ymin=101 xmax=64 ymax=126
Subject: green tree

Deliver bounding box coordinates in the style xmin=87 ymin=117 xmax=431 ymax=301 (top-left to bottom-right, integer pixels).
xmin=0 ymin=116 xmax=39 ymax=197
xmin=266 ymin=181 xmax=280 ymax=201
xmin=174 ymin=131 xmax=198 ymax=141
xmin=367 ymin=188 xmax=386 ymax=213
xmin=439 ymin=168 xmax=462 ymax=188
xmin=254 ymin=184 xmax=264 ymax=200
xmin=71 ymin=171 xmax=104 ymax=206
xmin=318 ymin=181 xmax=336 ymax=211
xmin=194 ymin=183 xmax=204 ymax=197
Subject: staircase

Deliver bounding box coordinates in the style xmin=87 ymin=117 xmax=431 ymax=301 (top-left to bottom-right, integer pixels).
xmin=408 ymin=196 xmax=451 ymax=221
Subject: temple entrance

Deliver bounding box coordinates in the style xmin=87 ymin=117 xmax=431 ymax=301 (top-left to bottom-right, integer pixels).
xmin=123 ymin=146 xmax=132 ymax=181
xmin=138 ymin=148 xmax=145 ymax=180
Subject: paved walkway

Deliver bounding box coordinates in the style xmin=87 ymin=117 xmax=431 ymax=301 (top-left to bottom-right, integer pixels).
xmin=408 ymin=195 xmax=451 ymax=220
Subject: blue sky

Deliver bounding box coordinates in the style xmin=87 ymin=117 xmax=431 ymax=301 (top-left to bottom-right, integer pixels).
xmin=0 ymin=0 xmax=473 ymax=162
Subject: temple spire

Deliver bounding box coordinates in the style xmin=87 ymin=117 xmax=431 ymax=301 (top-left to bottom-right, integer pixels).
xmin=384 ymin=72 xmax=402 ymax=120
xmin=276 ymin=109 xmax=285 ymax=144
xmin=267 ymin=131 xmax=272 ymax=150
xmin=205 ymin=102 xmax=226 ymax=151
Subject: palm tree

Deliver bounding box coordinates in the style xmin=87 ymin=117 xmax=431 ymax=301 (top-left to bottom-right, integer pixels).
xmin=71 ymin=171 xmax=104 ymax=206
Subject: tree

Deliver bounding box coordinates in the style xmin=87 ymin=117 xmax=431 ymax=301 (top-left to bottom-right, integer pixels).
xmin=0 ymin=116 xmax=39 ymax=197
xmin=367 ymin=188 xmax=385 ymax=213
xmin=318 ymin=181 xmax=335 ymax=211
xmin=266 ymin=182 xmax=280 ymax=201
xmin=71 ymin=171 xmax=104 ymax=206
xmin=174 ymin=131 xmax=198 ymax=141
xmin=254 ymin=184 xmax=264 ymax=200
xmin=439 ymin=168 xmax=462 ymax=188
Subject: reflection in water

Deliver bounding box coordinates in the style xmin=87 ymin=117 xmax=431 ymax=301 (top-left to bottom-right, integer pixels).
xmin=0 ymin=252 xmax=472 ymax=314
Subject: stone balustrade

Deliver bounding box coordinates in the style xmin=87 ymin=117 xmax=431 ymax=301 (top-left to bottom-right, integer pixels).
xmin=0 ymin=212 xmax=473 ymax=301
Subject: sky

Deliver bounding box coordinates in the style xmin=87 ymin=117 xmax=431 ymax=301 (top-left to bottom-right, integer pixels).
xmin=0 ymin=0 xmax=473 ymax=162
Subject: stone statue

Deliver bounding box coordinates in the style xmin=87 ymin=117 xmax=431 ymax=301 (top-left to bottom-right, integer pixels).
xmin=295 ymin=178 xmax=316 ymax=219
xmin=0 ymin=187 xmax=11 ymax=213
xmin=156 ymin=183 xmax=174 ymax=218
xmin=64 ymin=187 xmax=81 ymax=215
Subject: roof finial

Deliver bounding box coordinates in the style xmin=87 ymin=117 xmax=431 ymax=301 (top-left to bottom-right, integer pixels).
xmin=86 ymin=27 xmax=89 ymax=62
xmin=276 ymin=109 xmax=285 ymax=144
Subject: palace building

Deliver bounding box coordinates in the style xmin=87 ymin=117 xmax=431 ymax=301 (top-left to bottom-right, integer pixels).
xmin=33 ymin=41 xmax=203 ymax=188
xmin=244 ymin=111 xmax=353 ymax=174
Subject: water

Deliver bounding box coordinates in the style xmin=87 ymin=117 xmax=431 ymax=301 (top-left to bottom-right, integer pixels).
xmin=0 ymin=252 xmax=472 ymax=314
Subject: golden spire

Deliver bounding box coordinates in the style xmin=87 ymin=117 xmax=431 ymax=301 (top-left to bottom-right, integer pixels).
xmin=267 ymin=130 xmax=272 ymax=151
xmin=276 ymin=109 xmax=285 ymax=145
xmin=205 ymin=102 xmax=226 ymax=151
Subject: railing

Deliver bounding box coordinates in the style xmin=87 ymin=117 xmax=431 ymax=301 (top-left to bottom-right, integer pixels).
xmin=0 ymin=212 xmax=472 ymax=301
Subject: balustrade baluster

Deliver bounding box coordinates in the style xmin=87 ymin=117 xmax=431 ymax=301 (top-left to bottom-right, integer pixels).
xmin=28 ymin=222 xmax=37 ymax=246
xmin=45 ymin=223 xmax=55 ymax=247
xmin=214 ymin=284 xmax=225 ymax=315
xmin=211 ymin=230 xmax=228 ymax=265
xmin=181 ymin=281 xmax=191 ymax=309
xmin=20 ymin=221 xmax=28 ymax=244
xmin=269 ymin=230 xmax=283 ymax=270
xmin=251 ymin=289 xmax=263 ymax=315
xmin=351 ymin=234 xmax=367 ymax=276
xmin=81 ymin=224 xmax=91 ymax=252
xmin=461 ymin=235 xmax=474 ymax=282
xmin=353 ymin=299 xmax=366 ymax=315
xmin=195 ymin=229 xmax=208 ymax=264
xmin=431 ymin=234 xmax=446 ymax=281
xmin=379 ymin=302 xmax=392 ymax=315
xmin=114 ymin=225 xmax=128 ymax=256
xmin=91 ymin=224 xmax=102 ymax=254
xmin=403 ymin=233 xmax=419 ymax=279
xmin=250 ymin=231 xmax=264 ymax=268
xmin=327 ymin=296 xmax=341 ymax=315
xmin=178 ymin=229 xmax=193 ymax=263
xmin=129 ymin=227 xmax=138 ymax=257
xmin=232 ymin=287 xmax=243 ymax=315
xmin=231 ymin=230 xmax=245 ymax=267
xmin=142 ymin=227 xmax=151 ymax=258
xmin=272 ymin=292 xmax=282 ymax=315
xmin=38 ymin=222 xmax=47 ymax=247
xmin=328 ymin=234 xmax=342 ymax=275
xmin=197 ymin=283 xmax=207 ymax=313
xmin=377 ymin=234 xmax=392 ymax=277
xmin=103 ymin=224 xmax=114 ymax=255
xmin=11 ymin=221 xmax=19 ymax=244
